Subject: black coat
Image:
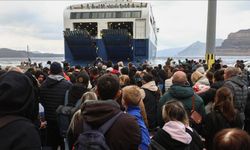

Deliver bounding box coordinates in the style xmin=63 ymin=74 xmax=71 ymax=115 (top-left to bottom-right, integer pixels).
xmin=142 ymin=88 xmax=160 ymax=130
xmin=203 ymin=110 xmax=243 ymax=150
xmin=40 ymin=77 xmax=72 ymax=121
xmin=151 ymin=129 xmax=188 ymax=150
xmin=0 ymin=119 xmax=41 ymax=150
xmin=151 ymin=128 xmax=203 ymax=150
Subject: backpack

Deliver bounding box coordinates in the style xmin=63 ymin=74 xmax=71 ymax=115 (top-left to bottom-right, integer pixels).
xmin=56 ymin=90 xmax=81 ymax=137
xmin=75 ymin=112 xmax=122 ymax=150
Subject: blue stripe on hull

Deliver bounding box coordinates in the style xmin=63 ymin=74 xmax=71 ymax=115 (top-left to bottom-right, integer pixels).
xmin=65 ymin=39 xmax=156 ymax=65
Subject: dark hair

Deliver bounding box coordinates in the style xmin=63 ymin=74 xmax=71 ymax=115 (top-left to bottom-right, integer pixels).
xmin=214 ymin=87 xmax=236 ymax=122
xmin=97 ymin=74 xmax=120 ymax=100
xmin=113 ymin=64 xmax=119 ymax=70
xmin=213 ymin=128 xmax=250 ymax=150
xmin=141 ymin=72 xmax=154 ymax=83
xmin=214 ymin=69 xmax=224 ymax=81
xmin=120 ymin=67 xmax=129 ymax=75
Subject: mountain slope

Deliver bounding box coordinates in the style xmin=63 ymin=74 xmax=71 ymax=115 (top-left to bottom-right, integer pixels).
xmin=0 ymin=48 xmax=63 ymax=58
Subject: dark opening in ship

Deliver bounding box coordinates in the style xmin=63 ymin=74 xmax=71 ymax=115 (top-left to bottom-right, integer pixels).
xmin=108 ymin=22 xmax=133 ymax=36
xmin=73 ymin=22 xmax=98 ymax=37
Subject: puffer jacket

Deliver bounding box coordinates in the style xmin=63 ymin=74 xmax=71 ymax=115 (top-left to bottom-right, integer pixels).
xmin=40 ymin=75 xmax=72 ymax=121
xmin=224 ymin=75 xmax=248 ymax=120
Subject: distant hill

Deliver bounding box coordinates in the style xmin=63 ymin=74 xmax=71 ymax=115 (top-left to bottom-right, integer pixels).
xmin=0 ymin=48 xmax=63 ymax=58
xmin=216 ymin=29 xmax=250 ymax=56
xmin=156 ymin=47 xmax=185 ymax=57
xmin=177 ymin=39 xmax=224 ymax=56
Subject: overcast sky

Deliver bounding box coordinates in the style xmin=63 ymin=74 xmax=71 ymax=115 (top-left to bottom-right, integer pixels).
xmin=0 ymin=0 xmax=249 ymax=53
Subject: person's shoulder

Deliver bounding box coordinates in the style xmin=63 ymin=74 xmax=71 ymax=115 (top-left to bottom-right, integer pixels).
xmin=7 ymin=119 xmax=37 ymax=131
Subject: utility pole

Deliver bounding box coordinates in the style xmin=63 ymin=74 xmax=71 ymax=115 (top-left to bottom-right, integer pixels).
xmin=206 ymin=0 xmax=217 ymax=69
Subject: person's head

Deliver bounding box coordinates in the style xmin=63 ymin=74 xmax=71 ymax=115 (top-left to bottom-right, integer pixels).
xmin=76 ymin=72 xmax=90 ymax=86
xmin=120 ymin=67 xmax=129 ymax=75
xmin=162 ymin=100 xmax=189 ymax=125
xmin=140 ymin=72 xmax=154 ymax=84
xmin=122 ymin=85 xmax=141 ymax=107
xmin=35 ymin=70 xmax=46 ymax=84
xmin=214 ymin=87 xmax=236 ymax=121
xmin=119 ymin=75 xmax=130 ymax=87
xmin=117 ymin=61 xmax=124 ymax=67
xmin=191 ymin=71 xmax=203 ymax=84
xmin=96 ymin=74 xmax=120 ymax=100
xmin=50 ymin=62 xmax=63 ymax=75
xmin=206 ymin=71 xmax=214 ymax=84
xmin=0 ymin=71 xmax=35 ymax=120
xmin=224 ymin=67 xmax=240 ymax=80
xmin=172 ymin=71 xmax=188 ymax=85
xmin=213 ymin=128 xmax=250 ymax=150
xmin=214 ymin=69 xmax=224 ymax=82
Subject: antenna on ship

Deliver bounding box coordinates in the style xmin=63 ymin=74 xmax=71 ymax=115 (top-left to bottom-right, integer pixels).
xmin=27 ymin=45 xmax=31 ymax=65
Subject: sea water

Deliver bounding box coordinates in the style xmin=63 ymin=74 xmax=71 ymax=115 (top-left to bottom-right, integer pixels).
xmin=0 ymin=56 xmax=250 ymax=69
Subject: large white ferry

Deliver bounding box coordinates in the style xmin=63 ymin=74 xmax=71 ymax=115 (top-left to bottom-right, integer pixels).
xmin=64 ymin=0 xmax=157 ymax=64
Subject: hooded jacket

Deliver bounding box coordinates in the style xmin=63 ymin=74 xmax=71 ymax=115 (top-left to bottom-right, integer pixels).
xmin=152 ymin=121 xmax=203 ymax=150
xmin=224 ymin=76 xmax=248 ymax=120
xmin=40 ymin=75 xmax=72 ymax=121
xmin=67 ymin=100 xmax=141 ymax=150
xmin=158 ymin=84 xmax=205 ymax=127
xmin=0 ymin=71 xmax=41 ymax=150
xmin=151 ymin=121 xmax=191 ymax=150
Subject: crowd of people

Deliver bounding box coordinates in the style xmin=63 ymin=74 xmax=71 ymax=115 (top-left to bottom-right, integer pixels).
xmin=1 ymin=58 xmax=250 ymax=150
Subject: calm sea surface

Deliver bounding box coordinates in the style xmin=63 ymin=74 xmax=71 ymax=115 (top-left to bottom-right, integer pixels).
xmin=0 ymin=56 xmax=250 ymax=68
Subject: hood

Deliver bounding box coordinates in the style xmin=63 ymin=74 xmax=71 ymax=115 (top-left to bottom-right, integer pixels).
xmin=162 ymin=121 xmax=192 ymax=144
xmin=227 ymin=76 xmax=247 ymax=87
xmin=42 ymin=75 xmax=65 ymax=87
xmin=141 ymin=81 xmax=158 ymax=92
xmin=0 ymin=71 xmax=35 ymax=120
xmin=81 ymin=100 xmax=121 ymax=128
xmin=197 ymin=77 xmax=210 ymax=86
xmin=169 ymin=84 xmax=194 ymax=99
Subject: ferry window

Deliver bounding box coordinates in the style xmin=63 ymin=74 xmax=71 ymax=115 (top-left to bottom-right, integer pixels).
xmin=105 ymin=12 xmax=115 ymax=18
xmin=82 ymin=12 xmax=90 ymax=19
xmin=98 ymin=12 xmax=105 ymax=18
xmin=70 ymin=12 xmax=77 ymax=19
xmin=76 ymin=13 xmax=81 ymax=19
xmin=121 ymin=12 xmax=131 ymax=18
xmin=115 ymin=12 xmax=121 ymax=18
xmin=91 ymin=12 xmax=98 ymax=18
xmin=131 ymin=11 xmax=141 ymax=18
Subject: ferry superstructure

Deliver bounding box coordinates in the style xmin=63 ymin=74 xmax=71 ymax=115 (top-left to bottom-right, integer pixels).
xmin=63 ymin=0 xmax=157 ymax=64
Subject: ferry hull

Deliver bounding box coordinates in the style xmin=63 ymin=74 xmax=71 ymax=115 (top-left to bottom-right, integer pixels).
xmin=64 ymin=38 xmax=156 ymax=65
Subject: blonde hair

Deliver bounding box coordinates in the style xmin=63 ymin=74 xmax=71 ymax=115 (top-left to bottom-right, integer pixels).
xmin=162 ymin=100 xmax=189 ymax=125
xmin=119 ymin=75 xmax=130 ymax=87
xmin=122 ymin=85 xmax=149 ymax=127
xmin=122 ymin=85 xmax=141 ymax=106
xmin=191 ymin=71 xmax=203 ymax=84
